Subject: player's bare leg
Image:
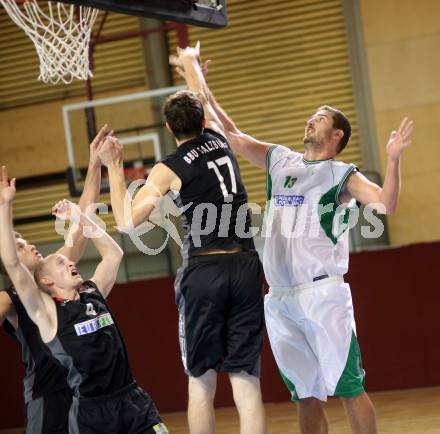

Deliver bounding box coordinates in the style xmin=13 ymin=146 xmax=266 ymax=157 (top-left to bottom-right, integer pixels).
xmin=342 ymin=392 xmax=377 ymax=434
xmin=188 ymin=369 xmax=217 ymax=434
xmin=229 ymin=372 xmax=266 ymax=434
xmin=297 ymin=397 xmax=328 ymax=434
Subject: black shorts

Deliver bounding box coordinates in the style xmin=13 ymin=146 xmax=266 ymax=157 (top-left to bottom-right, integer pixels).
xmin=175 ymin=250 xmax=265 ymax=378
xmin=69 ymin=383 xmax=167 ymax=434
xmin=25 ymin=388 xmax=72 ymax=434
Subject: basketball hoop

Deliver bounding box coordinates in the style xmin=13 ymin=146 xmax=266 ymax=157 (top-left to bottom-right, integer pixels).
xmin=0 ymin=0 xmax=99 ymax=84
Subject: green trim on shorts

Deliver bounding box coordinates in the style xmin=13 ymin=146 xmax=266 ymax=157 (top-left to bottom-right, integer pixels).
xmin=334 ymin=331 xmax=366 ymax=398
xmin=279 ymin=368 xmax=300 ymax=402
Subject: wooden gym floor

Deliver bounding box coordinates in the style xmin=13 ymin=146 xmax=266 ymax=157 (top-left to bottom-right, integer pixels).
xmin=1 ymin=387 xmax=439 ymax=433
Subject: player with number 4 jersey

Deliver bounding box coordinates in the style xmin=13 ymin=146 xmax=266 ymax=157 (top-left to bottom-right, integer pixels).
xmin=100 ymin=90 xmax=266 ymax=434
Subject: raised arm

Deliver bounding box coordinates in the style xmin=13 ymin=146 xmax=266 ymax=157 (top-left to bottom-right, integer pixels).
xmin=98 ymin=136 xmax=179 ymax=229
xmin=172 ymin=44 xmax=275 ymax=169
xmin=57 ymin=200 xmax=123 ymax=298
xmin=0 ymin=167 xmax=52 ymax=329
xmin=56 ymin=125 xmax=108 ymax=262
xmin=344 ymin=118 xmax=414 ymax=214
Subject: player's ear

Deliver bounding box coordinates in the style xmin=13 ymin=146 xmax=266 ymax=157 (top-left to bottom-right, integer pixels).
xmin=165 ymin=122 xmax=173 ymax=134
xmin=333 ymin=129 xmax=343 ymax=142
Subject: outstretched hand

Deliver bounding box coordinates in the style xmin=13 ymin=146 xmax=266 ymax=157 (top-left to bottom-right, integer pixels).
xmin=386 ymin=118 xmax=414 ymax=161
xmin=97 ymin=136 xmax=123 ymax=167
xmin=169 ymin=41 xmax=210 ymax=80
xmin=89 ymin=124 xmax=113 ymax=167
xmin=52 ymin=199 xmax=81 ymax=222
xmin=0 ymin=166 xmax=16 ymax=206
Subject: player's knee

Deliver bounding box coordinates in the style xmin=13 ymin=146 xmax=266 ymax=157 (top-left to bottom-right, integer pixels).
xmin=298 ymin=397 xmax=324 ymax=410
xmin=188 ymin=369 xmax=217 ymax=402
xmin=340 ymin=391 xmax=370 ymax=407
xmin=229 ymin=371 xmax=262 ymax=405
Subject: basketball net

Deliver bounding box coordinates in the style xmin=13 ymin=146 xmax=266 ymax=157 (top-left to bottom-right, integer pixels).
xmin=0 ymin=1 xmax=99 ymax=84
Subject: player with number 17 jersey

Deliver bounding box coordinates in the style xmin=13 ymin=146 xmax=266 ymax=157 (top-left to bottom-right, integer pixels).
xmin=161 ymin=128 xmax=264 ymax=378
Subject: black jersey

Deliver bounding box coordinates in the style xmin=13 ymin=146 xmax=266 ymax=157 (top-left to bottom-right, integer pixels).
xmin=3 ymin=287 xmax=69 ymax=402
xmin=46 ymin=280 xmax=133 ymax=398
xmin=161 ymin=129 xmax=255 ymax=257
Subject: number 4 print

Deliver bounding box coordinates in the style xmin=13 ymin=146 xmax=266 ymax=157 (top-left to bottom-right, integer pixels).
xmin=85 ymin=303 xmax=97 ymax=317
xmin=207 ymin=156 xmax=237 ymax=198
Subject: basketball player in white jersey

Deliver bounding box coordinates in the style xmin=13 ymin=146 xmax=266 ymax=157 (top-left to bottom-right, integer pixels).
xmin=172 ymin=43 xmax=414 ymax=434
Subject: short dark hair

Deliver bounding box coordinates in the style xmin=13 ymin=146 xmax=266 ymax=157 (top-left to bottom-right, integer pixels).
xmin=0 ymin=232 xmax=23 ymax=276
xmin=319 ymin=105 xmax=351 ymax=153
xmin=163 ymin=90 xmax=204 ymax=140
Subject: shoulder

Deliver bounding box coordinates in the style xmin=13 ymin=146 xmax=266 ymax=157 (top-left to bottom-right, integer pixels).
xmin=1 ymin=288 xmax=17 ymax=311
xmin=0 ymin=288 xmax=13 ymax=303
xmin=80 ymin=280 xmax=99 ymax=294
xmin=330 ymin=160 xmax=358 ymax=177
xmin=0 ymin=289 xmax=16 ymax=325
xmin=203 ymin=128 xmax=227 ymax=143
xmin=79 ymin=280 xmax=105 ymax=301
xmin=267 ymin=145 xmax=300 ymax=172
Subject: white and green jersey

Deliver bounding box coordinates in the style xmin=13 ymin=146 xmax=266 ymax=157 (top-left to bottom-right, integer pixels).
xmin=263 ymin=145 xmax=358 ymax=287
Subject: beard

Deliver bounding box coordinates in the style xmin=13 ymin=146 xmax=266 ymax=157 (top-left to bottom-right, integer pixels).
xmin=303 ymin=129 xmax=332 ymax=149
xmin=304 ymin=132 xmax=320 ymax=148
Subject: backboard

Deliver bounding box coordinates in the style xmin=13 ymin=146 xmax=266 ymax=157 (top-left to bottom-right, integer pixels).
xmin=63 ymin=86 xmax=185 ymax=196
xmin=58 ymin=0 xmax=228 ymax=28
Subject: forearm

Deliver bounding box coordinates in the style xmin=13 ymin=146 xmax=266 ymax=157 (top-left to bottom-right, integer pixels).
xmin=60 ymin=162 xmax=101 ymax=262
xmin=0 ymin=204 xmax=20 ymax=269
xmin=0 ymin=205 xmax=41 ymax=315
xmin=78 ymin=160 xmax=101 ymax=212
xmin=107 ymin=162 xmax=132 ymax=229
xmin=78 ymin=211 xmax=123 ymax=259
xmin=182 ymin=56 xmax=209 ymax=99
xmin=379 ymin=158 xmax=400 ymax=213
xmin=205 ymin=87 xmax=239 ymax=134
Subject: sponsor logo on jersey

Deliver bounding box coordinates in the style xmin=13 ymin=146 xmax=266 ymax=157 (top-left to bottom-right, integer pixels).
xmin=283 ymin=176 xmax=297 ymax=188
xmin=273 ymin=195 xmax=304 ymax=207
xmin=74 ymin=313 xmax=114 ymax=336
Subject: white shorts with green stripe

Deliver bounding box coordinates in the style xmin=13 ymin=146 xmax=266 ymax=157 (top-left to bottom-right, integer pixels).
xmin=265 ymin=277 xmax=365 ymax=402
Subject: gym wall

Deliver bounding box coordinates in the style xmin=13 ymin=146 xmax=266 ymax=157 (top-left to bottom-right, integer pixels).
xmin=360 ymin=0 xmax=440 ymax=245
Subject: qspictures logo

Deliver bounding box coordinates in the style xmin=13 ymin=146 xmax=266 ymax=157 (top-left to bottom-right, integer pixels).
xmin=55 ymin=178 xmax=387 ymax=256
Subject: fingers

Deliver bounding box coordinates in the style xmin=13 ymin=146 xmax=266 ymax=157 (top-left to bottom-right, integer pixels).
xmin=398 ymin=117 xmax=408 ymax=133
xmin=398 ymin=117 xmax=414 ymax=138
xmin=402 ymin=119 xmax=414 ymax=139
xmin=169 ymin=54 xmax=181 ymax=67
xmin=389 ymin=130 xmax=397 ymax=141
xmin=91 ymin=124 xmax=109 ymax=147
xmin=10 ymin=178 xmax=16 ymax=190
xmin=201 ymin=59 xmax=211 ymax=77
xmin=175 ymin=66 xmax=186 ymax=80
xmin=1 ymin=165 xmax=8 ymax=183
xmin=52 ymin=199 xmax=70 ymax=215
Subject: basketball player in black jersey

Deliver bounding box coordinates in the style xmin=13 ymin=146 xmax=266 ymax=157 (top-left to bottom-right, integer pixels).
xmin=0 ymin=170 xmax=167 ymax=434
xmin=99 ymin=94 xmax=266 ymax=432
xmin=0 ymin=126 xmax=108 ymax=434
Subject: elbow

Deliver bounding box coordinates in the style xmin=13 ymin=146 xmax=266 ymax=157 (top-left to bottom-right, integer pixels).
xmin=115 ymin=246 xmax=124 ymax=261
xmin=102 ymin=246 xmax=123 ymax=267
xmin=110 ymin=245 xmax=124 ymax=262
